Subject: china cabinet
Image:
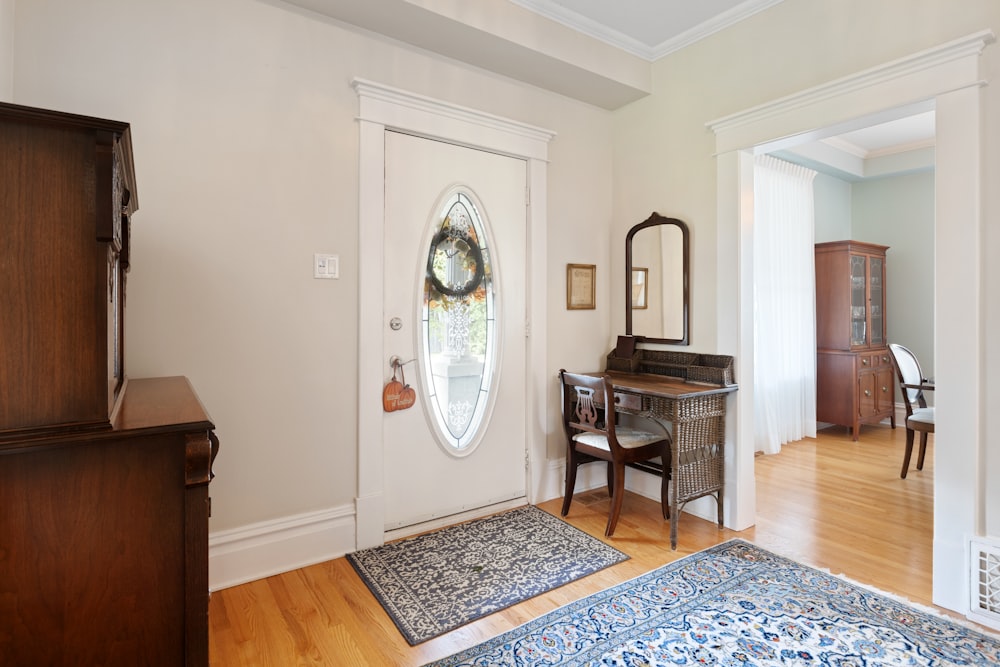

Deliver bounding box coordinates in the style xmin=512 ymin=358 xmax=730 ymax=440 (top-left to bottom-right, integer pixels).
xmin=0 ymin=102 xmax=217 ymax=665
xmin=815 ymin=240 xmax=895 ymax=440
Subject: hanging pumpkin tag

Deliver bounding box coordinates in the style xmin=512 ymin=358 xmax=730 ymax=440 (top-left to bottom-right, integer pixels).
xmin=395 ymin=364 xmax=416 ymax=411
xmin=382 ymin=367 xmax=403 ymax=412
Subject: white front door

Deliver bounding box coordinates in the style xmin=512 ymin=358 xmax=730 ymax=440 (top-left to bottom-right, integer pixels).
xmin=382 ymin=130 xmax=527 ymax=530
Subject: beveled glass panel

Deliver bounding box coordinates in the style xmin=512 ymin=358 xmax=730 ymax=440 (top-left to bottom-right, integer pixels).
xmin=850 ymin=255 xmax=867 ymax=346
xmin=420 ymin=191 xmax=497 ymax=452
xmin=869 ymin=257 xmax=884 ymax=345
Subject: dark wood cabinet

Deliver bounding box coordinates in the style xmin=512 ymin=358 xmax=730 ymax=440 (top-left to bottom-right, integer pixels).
xmin=0 ymin=103 xmax=216 ymax=665
xmin=1 ymin=101 xmax=137 ymax=438
xmin=815 ymin=240 xmax=895 ymax=440
xmin=0 ymin=377 xmax=218 ymax=666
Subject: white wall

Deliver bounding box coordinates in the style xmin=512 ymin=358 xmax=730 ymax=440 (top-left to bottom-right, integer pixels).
xmin=813 ymin=172 xmax=852 ymax=242
xmin=11 ymin=0 xmax=613 ymax=584
xmin=853 ymin=171 xmax=936 ymax=389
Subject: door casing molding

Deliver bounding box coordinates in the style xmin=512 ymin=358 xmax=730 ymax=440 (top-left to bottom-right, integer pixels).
xmin=353 ymin=79 xmax=555 ymax=549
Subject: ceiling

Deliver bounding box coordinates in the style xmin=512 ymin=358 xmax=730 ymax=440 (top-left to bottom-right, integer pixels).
xmin=512 ymin=0 xmax=936 ymax=177
xmin=283 ymin=0 xmax=934 ymax=177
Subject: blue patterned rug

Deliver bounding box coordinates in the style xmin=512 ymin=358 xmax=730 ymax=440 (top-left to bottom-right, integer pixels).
xmin=426 ymin=539 xmax=1000 ymax=666
xmin=347 ymin=505 xmax=629 ymax=645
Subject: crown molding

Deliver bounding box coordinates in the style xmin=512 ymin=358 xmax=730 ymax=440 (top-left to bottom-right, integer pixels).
xmin=650 ymin=0 xmax=784 ymax=60
xmin=511 ymin=0 xmax=784 ymax=62
xmin=707 ymin=29 xmax=995 ymax=139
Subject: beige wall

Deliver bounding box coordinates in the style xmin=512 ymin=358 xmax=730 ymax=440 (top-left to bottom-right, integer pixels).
xmin=0 ymin=0 xmax=12 ymax=100
xmin=11 ymin=0 xmax=613 ymax=534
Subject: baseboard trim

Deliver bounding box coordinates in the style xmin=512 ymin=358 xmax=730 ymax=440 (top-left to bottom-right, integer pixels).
xmin=208 ymin=505 xmax=355 ymax=591
xmin=209 ymin=455 xmax=723 ymax=592
xmin=540 ymin=458 xmax=716 ymax=524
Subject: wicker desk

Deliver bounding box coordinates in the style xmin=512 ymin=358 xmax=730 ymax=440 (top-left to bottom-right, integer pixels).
xmin=585 ymin=370 xmax=738 ymax=549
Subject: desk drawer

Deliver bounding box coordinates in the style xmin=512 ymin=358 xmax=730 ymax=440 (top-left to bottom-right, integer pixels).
xmin=613 ymin=391 xmax=642 ymax=412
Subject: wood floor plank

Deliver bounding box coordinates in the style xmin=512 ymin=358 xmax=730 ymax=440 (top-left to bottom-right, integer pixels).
xmin=210 ymin=424 xmax=947 ymax=665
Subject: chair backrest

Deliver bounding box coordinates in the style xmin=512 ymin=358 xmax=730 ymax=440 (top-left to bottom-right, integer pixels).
xmin=559 ymin=370 xmax=618 ymax=444
xmin=888 ymin=343 xmax=926 ymax=411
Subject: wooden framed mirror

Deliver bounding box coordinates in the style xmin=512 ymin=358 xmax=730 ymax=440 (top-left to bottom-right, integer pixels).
xmin=625 ymin=212 xmax=689 ymax=345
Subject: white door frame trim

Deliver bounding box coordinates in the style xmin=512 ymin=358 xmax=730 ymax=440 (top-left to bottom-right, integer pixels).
xmin=708 ymin=30 xmax=994 ymax=616
xmin=353 ymin=79 xmax=555 ymax=549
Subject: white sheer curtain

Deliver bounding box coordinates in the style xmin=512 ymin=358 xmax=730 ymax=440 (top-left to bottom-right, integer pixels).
xmin=753 ymin=155 xmax=817 ymax=454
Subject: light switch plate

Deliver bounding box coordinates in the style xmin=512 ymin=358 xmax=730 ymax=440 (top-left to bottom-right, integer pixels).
xmin=314 ymin=253 xmax=339 ymax=279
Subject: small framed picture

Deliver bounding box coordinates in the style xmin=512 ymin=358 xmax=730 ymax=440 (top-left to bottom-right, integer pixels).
xmin=566 ymin=264 xmax=596 ymax=310
xmin=631 ymin=267 xmax=648 ymax=309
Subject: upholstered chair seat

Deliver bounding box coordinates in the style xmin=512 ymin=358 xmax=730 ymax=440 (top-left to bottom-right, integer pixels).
xmin=572 ymin=427 xmax=665 ymax=451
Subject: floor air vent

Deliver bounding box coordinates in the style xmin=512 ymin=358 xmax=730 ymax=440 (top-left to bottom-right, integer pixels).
xmin=970 ymin=537 xmax=1000 ymax=630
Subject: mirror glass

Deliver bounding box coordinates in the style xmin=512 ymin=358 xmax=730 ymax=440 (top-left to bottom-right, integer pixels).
xmin=625 ymin=213 xmax=689 ymax=345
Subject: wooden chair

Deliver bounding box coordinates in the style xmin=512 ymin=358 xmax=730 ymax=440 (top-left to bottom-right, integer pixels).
xmin=559 ymin=370 xmax=670 ymax=536
xmin=887 ymin=343 xmax=935 ymax=478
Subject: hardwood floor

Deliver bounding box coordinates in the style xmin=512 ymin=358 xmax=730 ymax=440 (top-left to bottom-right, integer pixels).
xmin=208 ymin=423 xmax=936 ymax=666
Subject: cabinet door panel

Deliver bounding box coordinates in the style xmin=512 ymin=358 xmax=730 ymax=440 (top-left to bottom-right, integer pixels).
xmin=858 ymin=372 xmax=877 ymax=418
xmin=874 ymin=367 xmax=894 ymax=413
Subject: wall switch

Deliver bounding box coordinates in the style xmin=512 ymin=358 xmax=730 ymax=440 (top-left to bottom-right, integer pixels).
xmin=314 ymin=253 xmax=339 ymax=279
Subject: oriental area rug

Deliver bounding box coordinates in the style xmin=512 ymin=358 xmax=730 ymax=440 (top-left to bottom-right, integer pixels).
xmin=426 ymin=539 xmax=1000 ymax=666
xmin=347 ymin=505 xmax=629 ymax=645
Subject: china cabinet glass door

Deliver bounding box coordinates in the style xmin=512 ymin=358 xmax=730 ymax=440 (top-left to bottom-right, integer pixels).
xmin=848 ymin=252 xmax=886 ymax=348
xmin=868 ymin=256 xmax=884 ymax=345
xmin=850 ymin=255 xmax=867 ymax=346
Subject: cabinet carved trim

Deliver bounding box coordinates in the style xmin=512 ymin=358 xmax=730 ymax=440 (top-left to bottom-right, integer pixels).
xmin=0 ymin=102 xmax=138 ymax=439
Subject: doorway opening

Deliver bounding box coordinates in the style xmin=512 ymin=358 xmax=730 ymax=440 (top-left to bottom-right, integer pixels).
xmin=709 ymin=32 xmax=989 ymax=614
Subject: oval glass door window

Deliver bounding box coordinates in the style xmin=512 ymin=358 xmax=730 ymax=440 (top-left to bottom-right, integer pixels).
xmin=419 ymin=189 xmax=498 ymax=453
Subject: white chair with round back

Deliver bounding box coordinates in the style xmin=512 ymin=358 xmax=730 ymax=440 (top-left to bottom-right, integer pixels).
xmin=887 ymin=343 xmax=935 ymax=479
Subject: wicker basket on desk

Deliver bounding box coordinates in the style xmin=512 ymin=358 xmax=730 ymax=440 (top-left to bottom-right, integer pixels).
xmin=606 ymin=350 xmax=641 ymax=372
xmin=687 ymin=355 xmax=736 ymax=386
xmin=638 ymin=350 xmax=698 ymax=378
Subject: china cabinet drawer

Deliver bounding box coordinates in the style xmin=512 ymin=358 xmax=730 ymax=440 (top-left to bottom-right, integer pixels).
xmin=872 ymin=351 xmax=893 ymax=368
xmin=860 ymin=353 xmax=892 ymax=369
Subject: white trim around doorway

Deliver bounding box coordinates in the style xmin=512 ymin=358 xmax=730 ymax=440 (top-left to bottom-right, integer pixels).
xmin=708 ymin=30 xmax=994 ymax=617
xmin=353 ymin=79 xmax=555 ymax=550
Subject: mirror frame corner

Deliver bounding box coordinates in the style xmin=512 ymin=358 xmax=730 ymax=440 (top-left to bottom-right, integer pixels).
xmin=625 ymin=212 xmax=690 ymax=345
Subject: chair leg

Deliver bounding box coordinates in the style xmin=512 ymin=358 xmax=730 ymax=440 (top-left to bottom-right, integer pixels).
xmin=606 ymin=461 xmax=614 ymax=498
xmin=660 ymin=466 xmax=670 ymax=520
xmin=561 ymin=448 xmax=578 ymax=516
xmin=900 ymin=429 xmax=914 ymax=479
xmin=916 ymin=432 xmax=929 ymax=470
xmin=605 ymin=463 xmax=626 ymax=537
